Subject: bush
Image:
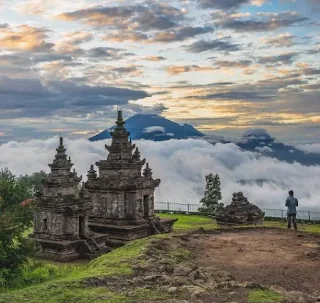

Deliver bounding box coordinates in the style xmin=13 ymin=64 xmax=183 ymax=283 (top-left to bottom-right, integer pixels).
xmin=0 ymin=168 xmax=43 ymax=288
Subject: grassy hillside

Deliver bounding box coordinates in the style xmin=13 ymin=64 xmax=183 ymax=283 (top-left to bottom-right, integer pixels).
xmin=1 ymin=214 xmax=320 ymax=303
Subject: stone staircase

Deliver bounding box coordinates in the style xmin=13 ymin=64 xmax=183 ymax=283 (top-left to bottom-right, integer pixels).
xmin=150 ymin=219 xmax=169 ymax=234
xmin=79 ymin=237 xmax=111 ymax=259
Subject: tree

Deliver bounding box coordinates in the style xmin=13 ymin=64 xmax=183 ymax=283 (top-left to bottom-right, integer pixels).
xmin=198 ymin=173 xmax=223 ymax=215
xmin=0 ymin=168 xmax=36 ymax=287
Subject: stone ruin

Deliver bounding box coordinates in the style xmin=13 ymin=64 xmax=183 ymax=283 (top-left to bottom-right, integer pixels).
xmin=215 ymin=192 xmax=264 ymax=226
xmin=34 ymin=111 xmax=177 ymax=261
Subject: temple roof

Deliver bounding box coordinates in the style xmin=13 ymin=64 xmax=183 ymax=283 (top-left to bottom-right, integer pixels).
xmin=45 ymin=137 xmax=82 ymax=185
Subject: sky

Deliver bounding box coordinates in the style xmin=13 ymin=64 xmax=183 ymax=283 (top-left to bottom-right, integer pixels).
xmin=0 ymin=0 xmax=319 ymax=143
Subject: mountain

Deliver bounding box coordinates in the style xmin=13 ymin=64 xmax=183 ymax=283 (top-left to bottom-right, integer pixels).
xmin=237 ymin=129 xmax=320 ymax=166
xmin=88 ymin=115 xmax=320 ymax=166
xmin=89 ymin=114 xmax=205 ymax=141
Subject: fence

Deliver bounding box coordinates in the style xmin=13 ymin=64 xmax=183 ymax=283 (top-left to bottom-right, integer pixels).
xmin=155 ymin=202 xmax=320 ymax=222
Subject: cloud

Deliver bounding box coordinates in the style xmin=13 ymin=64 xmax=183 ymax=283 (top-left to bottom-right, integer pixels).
xmin=214 ymin=60 xmax=252 ymax=68
xmin=0 ymin=24 xmax=53 ymax=52
xmin=1 ymin=137 xmax=320 ymax=212
xmin=255 ymin=146 xmax=273 ymax=153
xmin=166 ymin=65 xmax=216 ymax=75
xmin=250 ymin=0 xmax=267 ymax=6
xmin=216 ymin=12 xmax=308 ymax=32
xmin=260 ymin=33 xmax=294 ymax=47
xmin=143 ymin=126 xmax=165 ymax=133
xmin=57 ymin=3 xmax=183 ymax=30
xmin=193 ymin=92 xmax=275 ymax=101
xmin=0 ymin=76 xmax=150 ymax=118
xmin=185 ymin=38 xmax=240 ymax=53
xmin=14 ymin=0 xmax=90 ymax=16
xmin=141 ymin=56 xmax=166 ymax=61
xmin=295 ymin=144 xmax=320 ymax=154
xmin=103 ymin=26 xmax=213 ymax=43
xmin=195 ymin=0 xmax=250 ymax=9
xmin=152 ymin=26 xmax=213 ymax=42
xmin=258 ymin=52 xmax=298 ymax=65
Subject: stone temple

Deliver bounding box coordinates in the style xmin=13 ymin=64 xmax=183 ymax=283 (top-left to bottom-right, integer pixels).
xmin=86 ymin=111 xmax=177 ymax=244
xmin=34 ymin=112 xmax=177 ymax=260
xmin=34 ymin=138 xmax=110 ymax=261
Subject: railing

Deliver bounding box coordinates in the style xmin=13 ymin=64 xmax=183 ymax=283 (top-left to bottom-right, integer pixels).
xmin=155 ymin=202 xmax=320 ymax=222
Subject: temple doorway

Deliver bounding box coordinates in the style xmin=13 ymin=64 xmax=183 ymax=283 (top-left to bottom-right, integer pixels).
xmin=143 ymin=195 xmax=149 ymax=218
xmin=79 ymin=216 xmax=86 ymax=238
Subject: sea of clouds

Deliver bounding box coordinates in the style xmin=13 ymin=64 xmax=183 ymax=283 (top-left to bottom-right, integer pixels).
xmin=0 ymin=137 xmax=319 ymax=212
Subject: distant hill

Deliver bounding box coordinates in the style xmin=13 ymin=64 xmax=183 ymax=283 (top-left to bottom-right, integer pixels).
xmin=236 ymin=129 xmax=320 ymax=166
xmin=89 ymin=114 xmax=205 ymax=141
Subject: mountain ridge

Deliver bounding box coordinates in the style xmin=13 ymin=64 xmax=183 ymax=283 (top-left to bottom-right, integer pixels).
xmin=89 ymin=114 xmax=205 ymax=142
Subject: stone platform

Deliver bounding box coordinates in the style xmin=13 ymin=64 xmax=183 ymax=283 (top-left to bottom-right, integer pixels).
xmin=35 ymin=233 xmax=110 ymax=262
xmin=89 ymin=218 xmax=178 ymax=242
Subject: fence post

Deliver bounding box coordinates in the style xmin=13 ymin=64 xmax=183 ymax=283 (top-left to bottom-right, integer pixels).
xmin=167 ymin=202 xmax=170 ymax=212
xmin=187 ymin=204 xmax=190 ymax=214
xmin=281 ymin=210 xmax=284 ymax=219
xmin=308 ymin=212 xmax=311 ymax=222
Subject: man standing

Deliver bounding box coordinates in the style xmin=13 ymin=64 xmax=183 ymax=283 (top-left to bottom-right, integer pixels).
xmin=285 ymin=190 xmax=298 ymax=230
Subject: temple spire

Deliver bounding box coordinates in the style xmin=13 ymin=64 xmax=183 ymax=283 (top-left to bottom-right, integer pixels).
xmin=143 ymin=163 xmax=153 ymax=178
xmin=116 ymin=110 xmax=125 ymax=128
xmin=87 ymin=164 xmax=97 ymax=180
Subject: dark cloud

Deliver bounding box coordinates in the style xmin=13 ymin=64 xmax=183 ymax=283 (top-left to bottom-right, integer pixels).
xmin=214 ymin=60 xmax=252 ymax=68
xmin=0 ymin=76 xmax=150 ymax=118
xmin=193 ymin=91 xmax=275 ymax=101
xmin=302 ymin=68 xmax=320 ymax=76
xmin=217 ymin=12 xmax=308 ymax=32
xmin=185 ymin=38 xmax=240 ymax=53
xmin=168 ymin=81 xmax=235 ymax=89
xmin=103 ymin=26 xmax=213 ymax=43
xmin=184 ymin=73 xmax=310 ymax=104
xmin=153 ymin=26 xmax=213 ymax=42
xmin=58 ymin=3 xmax=183 ymax=30
xmin=86 ymin=47 xmax=135 ymax=60
xmin=196 ymin=0 xmax=249 ymax=9
xmin=258 ymin=52 xmax=298 ymax=65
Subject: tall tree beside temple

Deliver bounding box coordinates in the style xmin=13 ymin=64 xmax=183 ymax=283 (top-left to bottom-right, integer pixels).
xmin=198 ymin=173 xmax=223 ymax=215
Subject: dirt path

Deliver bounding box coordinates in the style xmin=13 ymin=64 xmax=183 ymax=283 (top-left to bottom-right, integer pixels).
xmin=185 ymin=228 xmax=320 ymax=297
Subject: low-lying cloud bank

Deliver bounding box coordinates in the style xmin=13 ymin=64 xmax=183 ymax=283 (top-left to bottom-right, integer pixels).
xmin=296 ymin=143 xmax=320 ymax=154
xmin=0 ymin=137 xmax=320 ymax=212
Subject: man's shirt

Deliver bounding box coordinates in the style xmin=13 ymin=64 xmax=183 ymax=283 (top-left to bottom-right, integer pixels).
xmin=286 ymin=196 xmax=298 ymax=215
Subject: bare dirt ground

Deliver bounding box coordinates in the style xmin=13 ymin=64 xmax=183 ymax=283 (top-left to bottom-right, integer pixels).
xmin=185 ymin=228 xmax=320 ymax=297
xmin=86 ymin=228 xmax=320 ymax=303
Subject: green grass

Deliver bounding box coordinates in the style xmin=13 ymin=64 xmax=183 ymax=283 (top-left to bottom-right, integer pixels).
xmin=160 ymin=213 xmax=320 ymax=233
xmin=248 ymin=289 xmax=284 ymax=303
xmin=0 ymin=237 xmax=152 ymax=303
xmin=2 ymin=214 xmax=320 ymax=302
xmin=264 ymin=220 xmax=320 ymax=233
xmin=159 ymin=213 xmax=217 ymax=230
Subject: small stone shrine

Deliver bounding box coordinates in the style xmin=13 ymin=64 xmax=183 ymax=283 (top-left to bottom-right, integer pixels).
xmin=34 ymin=138 xmax=109 ymax=261
xmin=85 ymin=111 xmax=177 ymax=243
xmin=215 ymin=192 xmax=264 ymax=226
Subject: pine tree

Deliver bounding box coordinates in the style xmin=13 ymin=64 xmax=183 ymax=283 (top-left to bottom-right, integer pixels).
xmin=198 ymin=173 xmax=222 ymax=215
